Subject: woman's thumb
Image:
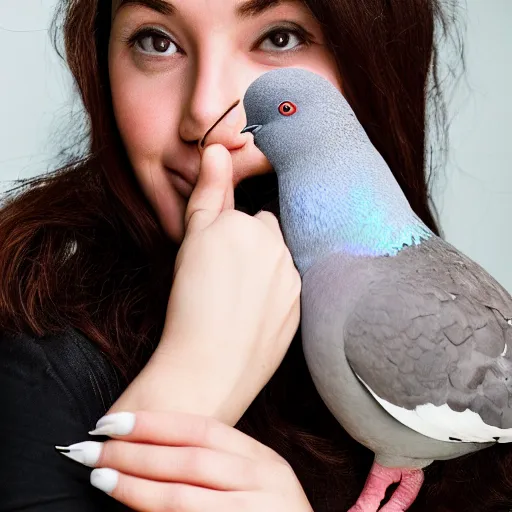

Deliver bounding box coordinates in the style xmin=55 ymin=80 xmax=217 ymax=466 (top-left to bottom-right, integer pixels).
xmin=184 ymin=144 xmax=234 ymax=233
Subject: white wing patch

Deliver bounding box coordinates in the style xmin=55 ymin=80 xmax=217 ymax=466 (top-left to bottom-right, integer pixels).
xmin=356 ymin=373 xmax=512 ymax=444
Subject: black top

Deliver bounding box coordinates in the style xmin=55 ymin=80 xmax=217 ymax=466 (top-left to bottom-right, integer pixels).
xmin=0 ymin=329 xmax=131 ymax=511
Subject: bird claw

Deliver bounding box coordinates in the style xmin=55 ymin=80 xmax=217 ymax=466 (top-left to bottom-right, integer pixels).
xmin=348 ymin=462 xmax=424 ymax=512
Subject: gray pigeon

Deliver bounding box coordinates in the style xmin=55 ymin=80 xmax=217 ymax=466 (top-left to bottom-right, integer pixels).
xmin=241 ymin=67 xmax=512 ymax=512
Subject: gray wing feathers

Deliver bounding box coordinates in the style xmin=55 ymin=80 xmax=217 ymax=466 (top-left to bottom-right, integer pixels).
xmin=344 ymin=236 xmax=512 ymax=429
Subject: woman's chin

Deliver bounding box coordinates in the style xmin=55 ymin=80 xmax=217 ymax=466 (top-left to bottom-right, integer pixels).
xmin=164 ymin=217 xmax=186 ymax=245
xmin=157 ymin=190 xmax=187 ymax=245
xmin=231 ymin=147 xmax=273 ymax=187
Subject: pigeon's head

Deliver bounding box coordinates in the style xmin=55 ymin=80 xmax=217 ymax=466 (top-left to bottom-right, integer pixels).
xmin=240 ymin=67 xmax=430 ymax=271
xmin=241 ymin=67 xmax=354 ymax=174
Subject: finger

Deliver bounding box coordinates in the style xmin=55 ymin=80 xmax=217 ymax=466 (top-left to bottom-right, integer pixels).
xmin=222 ymin=166 xmax=235 ymax=211
xmin=96 ymin=441 xmax=259 ymax=491
xmin=254 ymin=210 xmax=285 ymax=241
xmin=184 ymin=144 xmax=234 ymax=233
xmin=90 ymin=468 xmax=230 ymax=512
xmin=89 ymin=410 xmax=282 ymax=464
xmin=222 ymin=183 xmax=235 ymax=210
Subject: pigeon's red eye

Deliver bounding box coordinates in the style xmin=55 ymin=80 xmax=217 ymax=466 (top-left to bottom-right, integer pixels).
xmin=278 ymin=101 xmax=297 ymax=116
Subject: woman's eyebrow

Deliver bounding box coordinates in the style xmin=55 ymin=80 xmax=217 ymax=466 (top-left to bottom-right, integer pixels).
xmin=236 ymin=0 xmax=286 ymax=19
xmin=116 ymin=0 xmax=292 ymax=19
xmin=116 ymin=0 xmax=174 ymax=16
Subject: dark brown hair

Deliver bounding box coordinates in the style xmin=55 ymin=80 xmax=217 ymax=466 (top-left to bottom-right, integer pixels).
xmin=1 ymin=0 xmax=511 ymax=510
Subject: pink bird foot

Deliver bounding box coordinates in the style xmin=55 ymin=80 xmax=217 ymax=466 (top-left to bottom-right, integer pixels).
xmin=348 ymin=462 xmax=424 ymax=512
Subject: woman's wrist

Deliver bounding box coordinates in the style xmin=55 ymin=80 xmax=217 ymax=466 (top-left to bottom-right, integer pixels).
xmin=106 ymin=339 xmax=251 ymax=426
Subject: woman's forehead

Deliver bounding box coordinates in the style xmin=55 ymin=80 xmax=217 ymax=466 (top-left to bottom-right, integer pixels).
xmin=111 ymin=0 xmax=308 ymax=22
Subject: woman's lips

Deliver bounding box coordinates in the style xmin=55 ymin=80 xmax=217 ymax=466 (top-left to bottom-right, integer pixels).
xmin=167 ymin=146 xmax=247 ymax=199
xmin=168 ymin=169 xmax=194 ymax=199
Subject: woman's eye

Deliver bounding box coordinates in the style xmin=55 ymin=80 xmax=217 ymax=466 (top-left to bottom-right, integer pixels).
xmin=125 ymin=25 xmax=312 ymax=58
xmin=258 ymin=27 xmax=310 ymax=53
xmin=128 ymin=29 xmax=180 ymax=56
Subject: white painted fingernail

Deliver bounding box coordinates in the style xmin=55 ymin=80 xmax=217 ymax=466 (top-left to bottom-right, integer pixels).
xmin=88 ymin=412 xmax=135 ymax=436
xmin=55 ymin=441 xmax=103 ymax=467
xmin=90 ymin=468 xmax=119 ymax=494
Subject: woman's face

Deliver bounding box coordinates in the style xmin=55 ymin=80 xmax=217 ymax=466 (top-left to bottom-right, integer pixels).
xmin=109 ymin=0 xmax=341 ymax=242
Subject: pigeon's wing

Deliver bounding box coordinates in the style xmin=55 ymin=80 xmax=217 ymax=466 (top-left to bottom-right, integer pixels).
xmin=344 ymin=236 xmax=512 ymax=444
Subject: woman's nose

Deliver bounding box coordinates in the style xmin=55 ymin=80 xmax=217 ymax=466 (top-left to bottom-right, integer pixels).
xmin=178 ymin=53 xmax=253 ymax=154
xmin=198 ymin=100 xmax=248 ymax=154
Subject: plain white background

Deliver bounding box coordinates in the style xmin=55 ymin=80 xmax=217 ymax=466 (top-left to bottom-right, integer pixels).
xmin=1 ymin=0 xmax=511 ymax=291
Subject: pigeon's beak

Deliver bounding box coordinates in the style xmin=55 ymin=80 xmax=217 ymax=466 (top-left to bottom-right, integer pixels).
xmin=241 ymin=124 xmax=262 ymax=135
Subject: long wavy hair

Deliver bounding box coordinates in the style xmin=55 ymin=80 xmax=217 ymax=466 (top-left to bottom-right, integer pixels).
xmin=1 ymin=1 xmax=511 ymax=510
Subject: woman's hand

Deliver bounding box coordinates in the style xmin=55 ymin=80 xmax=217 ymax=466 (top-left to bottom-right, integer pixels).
xmin=57 ymin=410 xmax=313 ymax=512
xmin=110 ymin=144 xmax=301 ymax=425
xmin=163 ymin=144 xmax=301 ymax=423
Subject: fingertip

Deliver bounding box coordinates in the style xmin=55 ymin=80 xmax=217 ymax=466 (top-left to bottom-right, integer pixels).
xmin=202 ymin=144 xmax=231 ymax=171
xmin=204 ymin=144 xmax=233 ymax=181
xmin=203 ymin=142 xmax=228 ymax=156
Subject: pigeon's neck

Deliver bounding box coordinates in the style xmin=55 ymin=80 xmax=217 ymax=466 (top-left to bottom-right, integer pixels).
xmin=277 ymin=151 xmax=433 ymax=276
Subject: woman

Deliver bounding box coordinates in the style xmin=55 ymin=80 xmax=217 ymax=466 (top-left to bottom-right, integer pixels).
xmin=1 ymin=0 xmax=511 ymax=510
